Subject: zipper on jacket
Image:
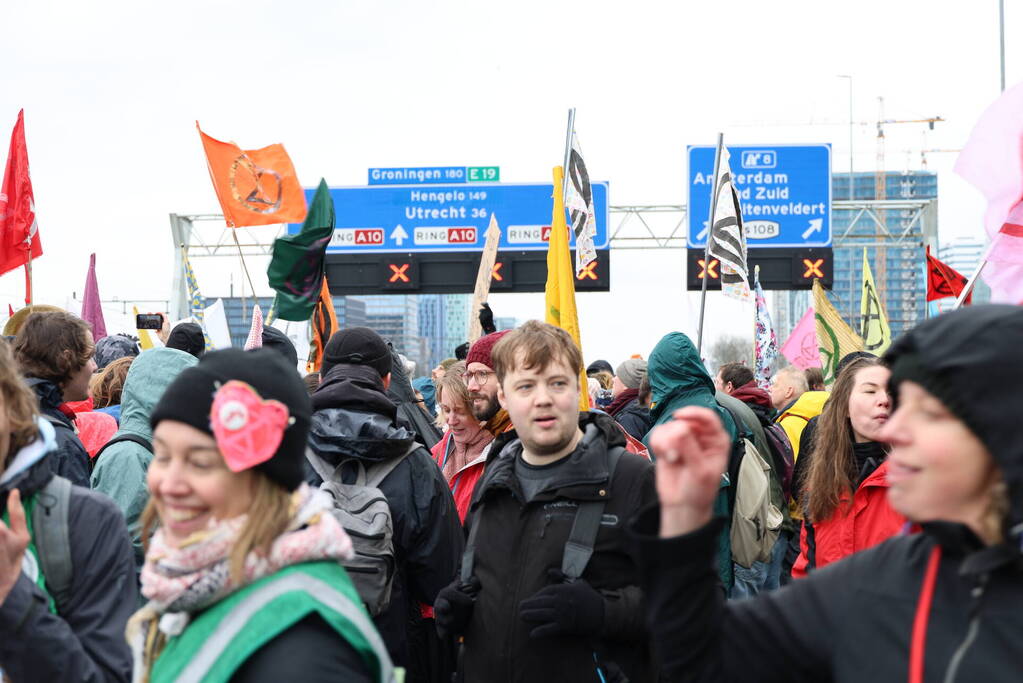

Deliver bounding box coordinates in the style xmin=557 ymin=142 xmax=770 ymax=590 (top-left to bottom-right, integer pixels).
xmin=941 ymin=573 xmax=987 ymax=683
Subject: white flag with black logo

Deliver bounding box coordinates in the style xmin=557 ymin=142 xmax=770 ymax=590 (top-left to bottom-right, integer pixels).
xmin=565 ymin=130 xmax=598 ymax=277
xmin=707 ymin=147 xmax=751 ymax=301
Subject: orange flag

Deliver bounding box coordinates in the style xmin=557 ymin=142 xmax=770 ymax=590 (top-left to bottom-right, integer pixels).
xmin=197 ymin=123 xmax=307 ymax=228
xmin=306 ymin=276 xmax=338 ymax=373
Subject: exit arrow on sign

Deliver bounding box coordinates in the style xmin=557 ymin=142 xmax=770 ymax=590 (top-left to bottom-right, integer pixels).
xmin=391 ymin=224 xmax=409 ymax=246
xmin=802 ymin=218 xmax=823 ymax=240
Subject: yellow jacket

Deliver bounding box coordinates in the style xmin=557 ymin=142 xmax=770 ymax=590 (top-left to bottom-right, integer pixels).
xmin=776 ymin=390 xmax=829 ymax=461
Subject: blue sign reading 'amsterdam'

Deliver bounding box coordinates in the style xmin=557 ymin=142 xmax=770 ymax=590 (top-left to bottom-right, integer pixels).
xmin=687 ymin=144 xmax=832 ymax=248
xmin=291 ymin=182 xmax=609 ymax=253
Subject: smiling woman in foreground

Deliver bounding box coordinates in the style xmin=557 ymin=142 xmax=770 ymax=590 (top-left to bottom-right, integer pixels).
xmin=630 ymin=305 xmax=1023 ymax=682
xmin=127 ymin=348 xmax=393 ymax=683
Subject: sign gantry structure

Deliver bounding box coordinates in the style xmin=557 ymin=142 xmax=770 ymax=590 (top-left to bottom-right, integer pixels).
xmin=168 ymin=155 xmax=936 ymax=320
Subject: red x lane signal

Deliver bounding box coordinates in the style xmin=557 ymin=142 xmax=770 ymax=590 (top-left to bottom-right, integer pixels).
xmin=698 ymin=258 xmax=719 ymax=279
xmin=576 ymin=261 xmax=598 ymax=281
xmin=802 ymin=258 xmax=825 ymax=278
xmin=388 ymin=263 xmax=411 ymax=283
xmin=491 ymin=262 xmax=504 ymax=282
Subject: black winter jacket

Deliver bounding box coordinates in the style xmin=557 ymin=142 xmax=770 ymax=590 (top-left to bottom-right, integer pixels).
xmin=613 ymin=398 xmax=653 ymax=442
xmin=26 ymin=378 xmax=90 ymax=487
xmin=629 ymin=506 xmax=1023 ymax=682
xmin=0 ymin=456 xmax=137 ymax=682
xmin=461 ymin=411 xmax=657 ymax=683
xmin=306 ymin=364 xmax=463 ymax=673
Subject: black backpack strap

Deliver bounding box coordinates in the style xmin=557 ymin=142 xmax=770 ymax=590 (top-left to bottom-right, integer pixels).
xmin=94 ymin=433 xmax=153 ymax=461
xmin=561 ymin=446 xmax=624 ymax=582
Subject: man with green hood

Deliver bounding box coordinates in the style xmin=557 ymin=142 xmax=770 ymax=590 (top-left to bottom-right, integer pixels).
xmin=91 ymin=347 xmax=199 ymax=572
xmin=645 ymin=332 xmax=738 ymax=589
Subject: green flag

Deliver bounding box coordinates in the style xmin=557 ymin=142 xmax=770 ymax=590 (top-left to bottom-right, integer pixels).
xmin=267 ymin=179 xmax=334 ymax=321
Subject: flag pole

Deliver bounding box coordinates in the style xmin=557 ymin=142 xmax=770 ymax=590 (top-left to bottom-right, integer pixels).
xmin=561 ymin=108 xmax=576 ymax=203
xmin=697 ymin=132 xmax=725 ymax=354
xmin=231 ymin=228 xmax=258 ymax=301
xmin=24 ymin=259 xmax=32 ymax=306
xmin=953 ymin=238 xmax=996 ymax=309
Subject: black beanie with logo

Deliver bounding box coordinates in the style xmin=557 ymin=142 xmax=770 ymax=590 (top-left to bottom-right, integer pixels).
xmin=150 ymin=348 xmax=312 ymax=490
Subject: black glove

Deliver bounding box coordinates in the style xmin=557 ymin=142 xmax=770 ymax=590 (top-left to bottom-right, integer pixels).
xmin=434 ymin=577 xmax=480 ymax=640
xmin=479 ymin=302 xmax=497 ymax=335
xmin=519 ymin=570 xmax=605 ymax=639
xmin=454 ymin=341 xmax=470 ymax=360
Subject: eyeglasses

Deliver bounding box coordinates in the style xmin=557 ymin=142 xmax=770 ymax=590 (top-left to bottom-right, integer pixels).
xmin=464 ymin=370 xmax=493 ymax=386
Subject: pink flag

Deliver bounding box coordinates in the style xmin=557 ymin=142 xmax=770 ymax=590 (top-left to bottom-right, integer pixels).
xmin=780 ymin=307 xmax=821 ymax=370
xmin=954 ymin=81 xmax=1023 ymax=303
xmin=244 ymin=304 xmax=264 ymax=350
xmin=80 ymin=253 xmax=107 ymax=339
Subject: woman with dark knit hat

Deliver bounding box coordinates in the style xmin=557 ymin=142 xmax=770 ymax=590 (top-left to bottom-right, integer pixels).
xmin=127 ymin=349 xmax=394 ymax=683
xmin=630 ymin=305 xmax=1023 ymax=682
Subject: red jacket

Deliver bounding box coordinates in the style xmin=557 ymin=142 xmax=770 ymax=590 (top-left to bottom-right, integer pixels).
xmin=793 ymin=460 xmax=906 ymax=577
xmin=430 ymin=431 xmax=492 ymax=523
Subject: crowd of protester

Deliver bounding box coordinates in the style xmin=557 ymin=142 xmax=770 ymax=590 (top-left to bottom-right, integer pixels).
xmin=0 ymin=303 xmax=1019 ymax=682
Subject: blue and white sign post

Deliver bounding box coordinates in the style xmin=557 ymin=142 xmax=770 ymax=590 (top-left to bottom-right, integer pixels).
xmin=687 ymin=144 xmax=832 ymax=248
xmin=292 ymin=182 xmax=610 ymax=253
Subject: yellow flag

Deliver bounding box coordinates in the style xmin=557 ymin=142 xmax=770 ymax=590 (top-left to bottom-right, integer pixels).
xmin=859 ymin=249 xmax=891 ymax=355
xmin=133 ymin=306 xmax=156 ymax=350
xmin=812 ymin=279 xmax=863 ymax=385
xmin=545 ymin=167 xmax=590 ymax=411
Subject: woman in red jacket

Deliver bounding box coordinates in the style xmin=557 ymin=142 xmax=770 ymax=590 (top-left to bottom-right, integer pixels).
xmin=430 ymin=369 xmax=494 ymax=522
xmin=792 ymin=356 xmax=904 ymax=576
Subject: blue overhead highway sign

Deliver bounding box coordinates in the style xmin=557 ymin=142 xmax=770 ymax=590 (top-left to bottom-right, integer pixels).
xmin=293 ymin=182 xmax=609 ymax=253
xmin=687 ymin=144 xmax=832 ymax=248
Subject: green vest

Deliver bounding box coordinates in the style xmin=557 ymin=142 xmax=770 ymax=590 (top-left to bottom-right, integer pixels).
xmin=149 ymin=561 xmax=395 ymax=683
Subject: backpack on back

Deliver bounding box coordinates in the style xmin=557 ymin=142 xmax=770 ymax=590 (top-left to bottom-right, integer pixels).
xmin=759 ymin=420 xmax=796 ymax=501
xmin=306 ymin=444 xmax=417 ymax=616
xmin=31 ymin=475 xmax=74 ymax=614
xmin=718 ymin=404 xmax=784 ymax=569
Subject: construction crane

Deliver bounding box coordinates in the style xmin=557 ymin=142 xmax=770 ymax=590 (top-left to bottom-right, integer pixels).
xmin=872 ymin=97 xmax=944 ymax=307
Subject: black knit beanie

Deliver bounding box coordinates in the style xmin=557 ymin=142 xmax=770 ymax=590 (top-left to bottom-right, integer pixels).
xmin=884 ymin=304 xmax=1023 ymax=543
xmin=150 ymin=348 xmax=312 ymax=490
xmin=321 ymin=327 xmax=392 ymax=379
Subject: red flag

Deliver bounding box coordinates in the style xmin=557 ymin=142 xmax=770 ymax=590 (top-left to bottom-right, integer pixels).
xmin=0 ymin=110 xmax=43 ymax=278
xmin=926 ymin=246 xmax=971 ymax=305
xmin=7 ymin=304 xmax=13 ymax=318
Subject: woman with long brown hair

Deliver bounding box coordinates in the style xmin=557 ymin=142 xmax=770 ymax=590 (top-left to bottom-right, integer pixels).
xmin=633 ymin=305 xmax=1023 ymax=681
xmin=790 ymin=355 xmax=905 ymax=576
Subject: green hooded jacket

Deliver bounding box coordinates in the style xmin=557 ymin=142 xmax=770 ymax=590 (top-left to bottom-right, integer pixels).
xmin=91 ymin=348 xmax=198 ymax=568
xmin=645 ymin=332 xmax=737 ymax=588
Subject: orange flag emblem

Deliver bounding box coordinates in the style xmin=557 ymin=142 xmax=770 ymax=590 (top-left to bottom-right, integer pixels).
xmin=197 ymin=123 xmax=307 ymax=228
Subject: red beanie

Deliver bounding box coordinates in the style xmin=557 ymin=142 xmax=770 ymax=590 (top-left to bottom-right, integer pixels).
xmin=466 ymin=330 xmax=511 ymax=369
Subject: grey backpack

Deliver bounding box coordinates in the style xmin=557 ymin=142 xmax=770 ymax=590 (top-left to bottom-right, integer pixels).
xmin=306 ymin=445 xmax=416 ymax=616
xmin=30 ymin=475 xmax=74 ymax=613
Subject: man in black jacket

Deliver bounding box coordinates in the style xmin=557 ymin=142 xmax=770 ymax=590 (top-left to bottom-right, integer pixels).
xmin=14 ymin=311 xmax=95 ymax=487
xmin=435 ymin=321 xmax=656 ymax=683
xmin=304 ymin=327 xmax=462 ymax=680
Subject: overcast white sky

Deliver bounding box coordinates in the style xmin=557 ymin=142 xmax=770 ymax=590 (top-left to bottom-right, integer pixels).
xmin=1 ymin=0 xmax=1017 ymax=364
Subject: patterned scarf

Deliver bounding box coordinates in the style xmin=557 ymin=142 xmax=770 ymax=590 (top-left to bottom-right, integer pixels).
xmin=127 ymin=484 xmax=352 ymax=682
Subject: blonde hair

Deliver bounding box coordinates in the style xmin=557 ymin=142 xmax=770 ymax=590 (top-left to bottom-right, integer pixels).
xmin=434 ymin=364 xmax=470 ymax=428
xmin=90 ymin=356 xmax=133 ymax=408
xmin=140 ymin=472 xmax=294 ymax=584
